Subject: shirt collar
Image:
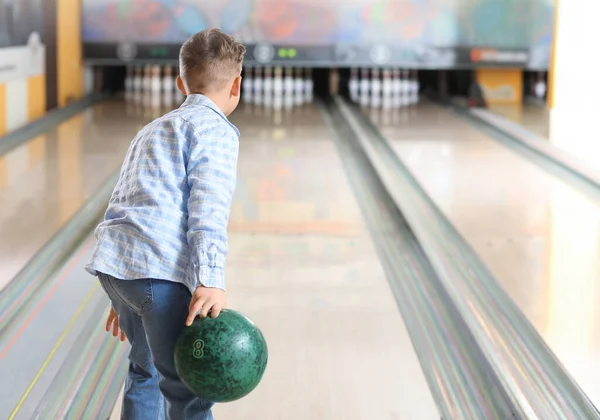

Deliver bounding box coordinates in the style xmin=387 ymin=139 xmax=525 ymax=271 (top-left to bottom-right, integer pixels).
xmin=181 ymin=94 xmax=240 ymax=136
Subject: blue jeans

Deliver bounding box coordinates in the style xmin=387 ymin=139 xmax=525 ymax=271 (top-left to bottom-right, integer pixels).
xmin=98 ymin=272 xmax=213 ymax=420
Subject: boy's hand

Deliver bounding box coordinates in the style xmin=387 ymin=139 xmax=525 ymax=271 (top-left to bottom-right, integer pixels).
xmin=187 ymin=286 xmax=227 ymax=326
xmin=106 ymin=307 xmax=127 ymax=342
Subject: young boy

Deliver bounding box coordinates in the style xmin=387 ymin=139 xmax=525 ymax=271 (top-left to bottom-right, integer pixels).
xmin=85 ymin=29 xmax=245 ymax=420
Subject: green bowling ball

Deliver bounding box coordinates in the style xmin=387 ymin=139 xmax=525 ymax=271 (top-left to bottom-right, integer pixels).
xmin=174 ymin=309 xmax=268 ymax=402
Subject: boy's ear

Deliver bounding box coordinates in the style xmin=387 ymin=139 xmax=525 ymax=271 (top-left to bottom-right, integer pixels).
xmin=230 ymin=76 xmax=242 ymax=97
xmin=176 ymin=75 xmax=187 ymax=96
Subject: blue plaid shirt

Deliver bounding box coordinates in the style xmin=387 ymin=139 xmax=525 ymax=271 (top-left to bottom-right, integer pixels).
xmin=85 ymin=95 xmax=239 ymax=292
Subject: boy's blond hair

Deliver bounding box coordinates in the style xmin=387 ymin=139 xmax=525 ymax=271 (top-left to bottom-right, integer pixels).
xmin=179 ymin=28 xmax=246 ymax=94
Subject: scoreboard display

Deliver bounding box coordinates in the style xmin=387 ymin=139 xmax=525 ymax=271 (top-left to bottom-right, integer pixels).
xmin=82 ymin=0 xmax=554 ymax=70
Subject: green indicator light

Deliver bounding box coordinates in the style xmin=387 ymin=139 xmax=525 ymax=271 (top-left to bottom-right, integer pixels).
xmin=150 ymin=47 xmax=168 ymax=57
xmin=278 ymin=48 xmax=287 ymax=58
xmin=288 ymin=48 xmax=297 ymax=58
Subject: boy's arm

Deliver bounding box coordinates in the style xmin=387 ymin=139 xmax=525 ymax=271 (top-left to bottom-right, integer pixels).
xmin=186 ymin=131 xmax=239 ymax=292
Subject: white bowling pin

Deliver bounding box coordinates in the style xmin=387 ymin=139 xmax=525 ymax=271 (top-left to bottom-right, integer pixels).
xmin=151 ymin=65 xmax=161 ymax=92
xmin=535 ymin=81 xmax=547 ymax=99
xmin=382 ymin=69 xmax=393 ymax=110
xmin=263 ymin=67 xmax=273 ymax=108
xmin=401 ymin=70 xmax=410 ymax=107
xmin=410 ymin=70 xmax=420 ymax=105
xmin=392 ymin=69 xmax=401 ymax=108
xmin=273 ymin=66 xmax=284 ymax=109
xmin=304 ymin=68 xmax=313 ymax=103
xmin=370 ymin=68 xmax=382 ymax=108
xmin=133 ymin=66 xmax=142 ymax=94
xmin=163 ymin=66 xmax=175 ymax=108
xmin=253 ymin=67 xmax=263 ymax=106
xmin=162 ymin=66 xmax=174 ymax=92
xmin=284 ymin=67 xmax=294 ymax=109
xmin=294 ymin=68 xmax=304 ymax=106
xmin=150 ymin=65 xmax=162 ymax=111
xmin=125 ymin=66 xmax=133 ymax=100
xmin=242 ymin=67 xmax=253 ymax=103
xmin=535 ymin=72 xmax=546 ymax=98
xmin=359 ymin=68 xmax=369 ymax=107
xmin=143 ymin=65 xmax=152 ymax=92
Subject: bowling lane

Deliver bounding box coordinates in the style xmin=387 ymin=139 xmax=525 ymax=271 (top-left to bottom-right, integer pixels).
xmin=488 ymin=102 xmax=549 ymax=138
xmin=0 ymin=98 xmax=163 ymax=287
xmin=206 ymin=104 xmax=437 ymax=419
xmin=210 ymin=105 xmax=439 ymax=420
xmin=375 ymin=102 xmax=600 ymax=407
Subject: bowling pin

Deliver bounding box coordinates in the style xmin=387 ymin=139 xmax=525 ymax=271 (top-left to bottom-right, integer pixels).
xmin=349 ymin=68 xmax=359 ymax=103
xmin=381 ymin=68 xmax=392 ymax=110
xmin=150 ymin=65 xmax=162 ymax=111
xmin=401 ymin=70 xmax=410 ymax=107
xmin=150 ymin=65 xmax=161 ymax=93
xmin=242 ymin=67 xmax=253 ymax=103
xmin=263 ymin=67 xmax=273 ymax=108
xmin=370 ymin=68 xmax=382 ymax=108
xmin=125 ymin=66 xmax=133 ymax=100
xmin=253 ymin=67 xmax=263 ymax=106
xmin=273 ymin=66 xmax=284 ymax=110
xmin=284 ymin=67 xmax=294 ymax=109
xmin=304 ymin=68 xmax=314 ymax=103
xmin=359 ymin=68 xmax=369 ymax=107
xmin=535 ymin=72 xmax=546 ymax=99
xmin=143 ymin=65 xmax=152 ymax=93
xmin=142 ymin=65 xmax=152 ymax=110
xmin=535 ymin=81 xmax=547 ymax=99
xmin=392 ymin=69 xmax=402 ymax=108
xmin=133 ymin=66 xmax=143 ymax=96
xmin=409 ymin=70 xmax=419 ymax=105
xmin=294 ymin=68 xmax=304 ymax=106
xmin=125 ymin=68 xmax=135 ymax=114
xmin=163 ymin=66 xmax=175 ymax=109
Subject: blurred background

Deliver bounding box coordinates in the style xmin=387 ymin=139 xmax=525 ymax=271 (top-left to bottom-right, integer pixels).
xmin=2 ymin=1 xmax=600 ymax=419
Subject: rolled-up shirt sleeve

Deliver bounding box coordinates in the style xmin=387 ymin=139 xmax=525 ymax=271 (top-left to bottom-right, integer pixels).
xmin=186 ymin=128 xmax=239 ymax=290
